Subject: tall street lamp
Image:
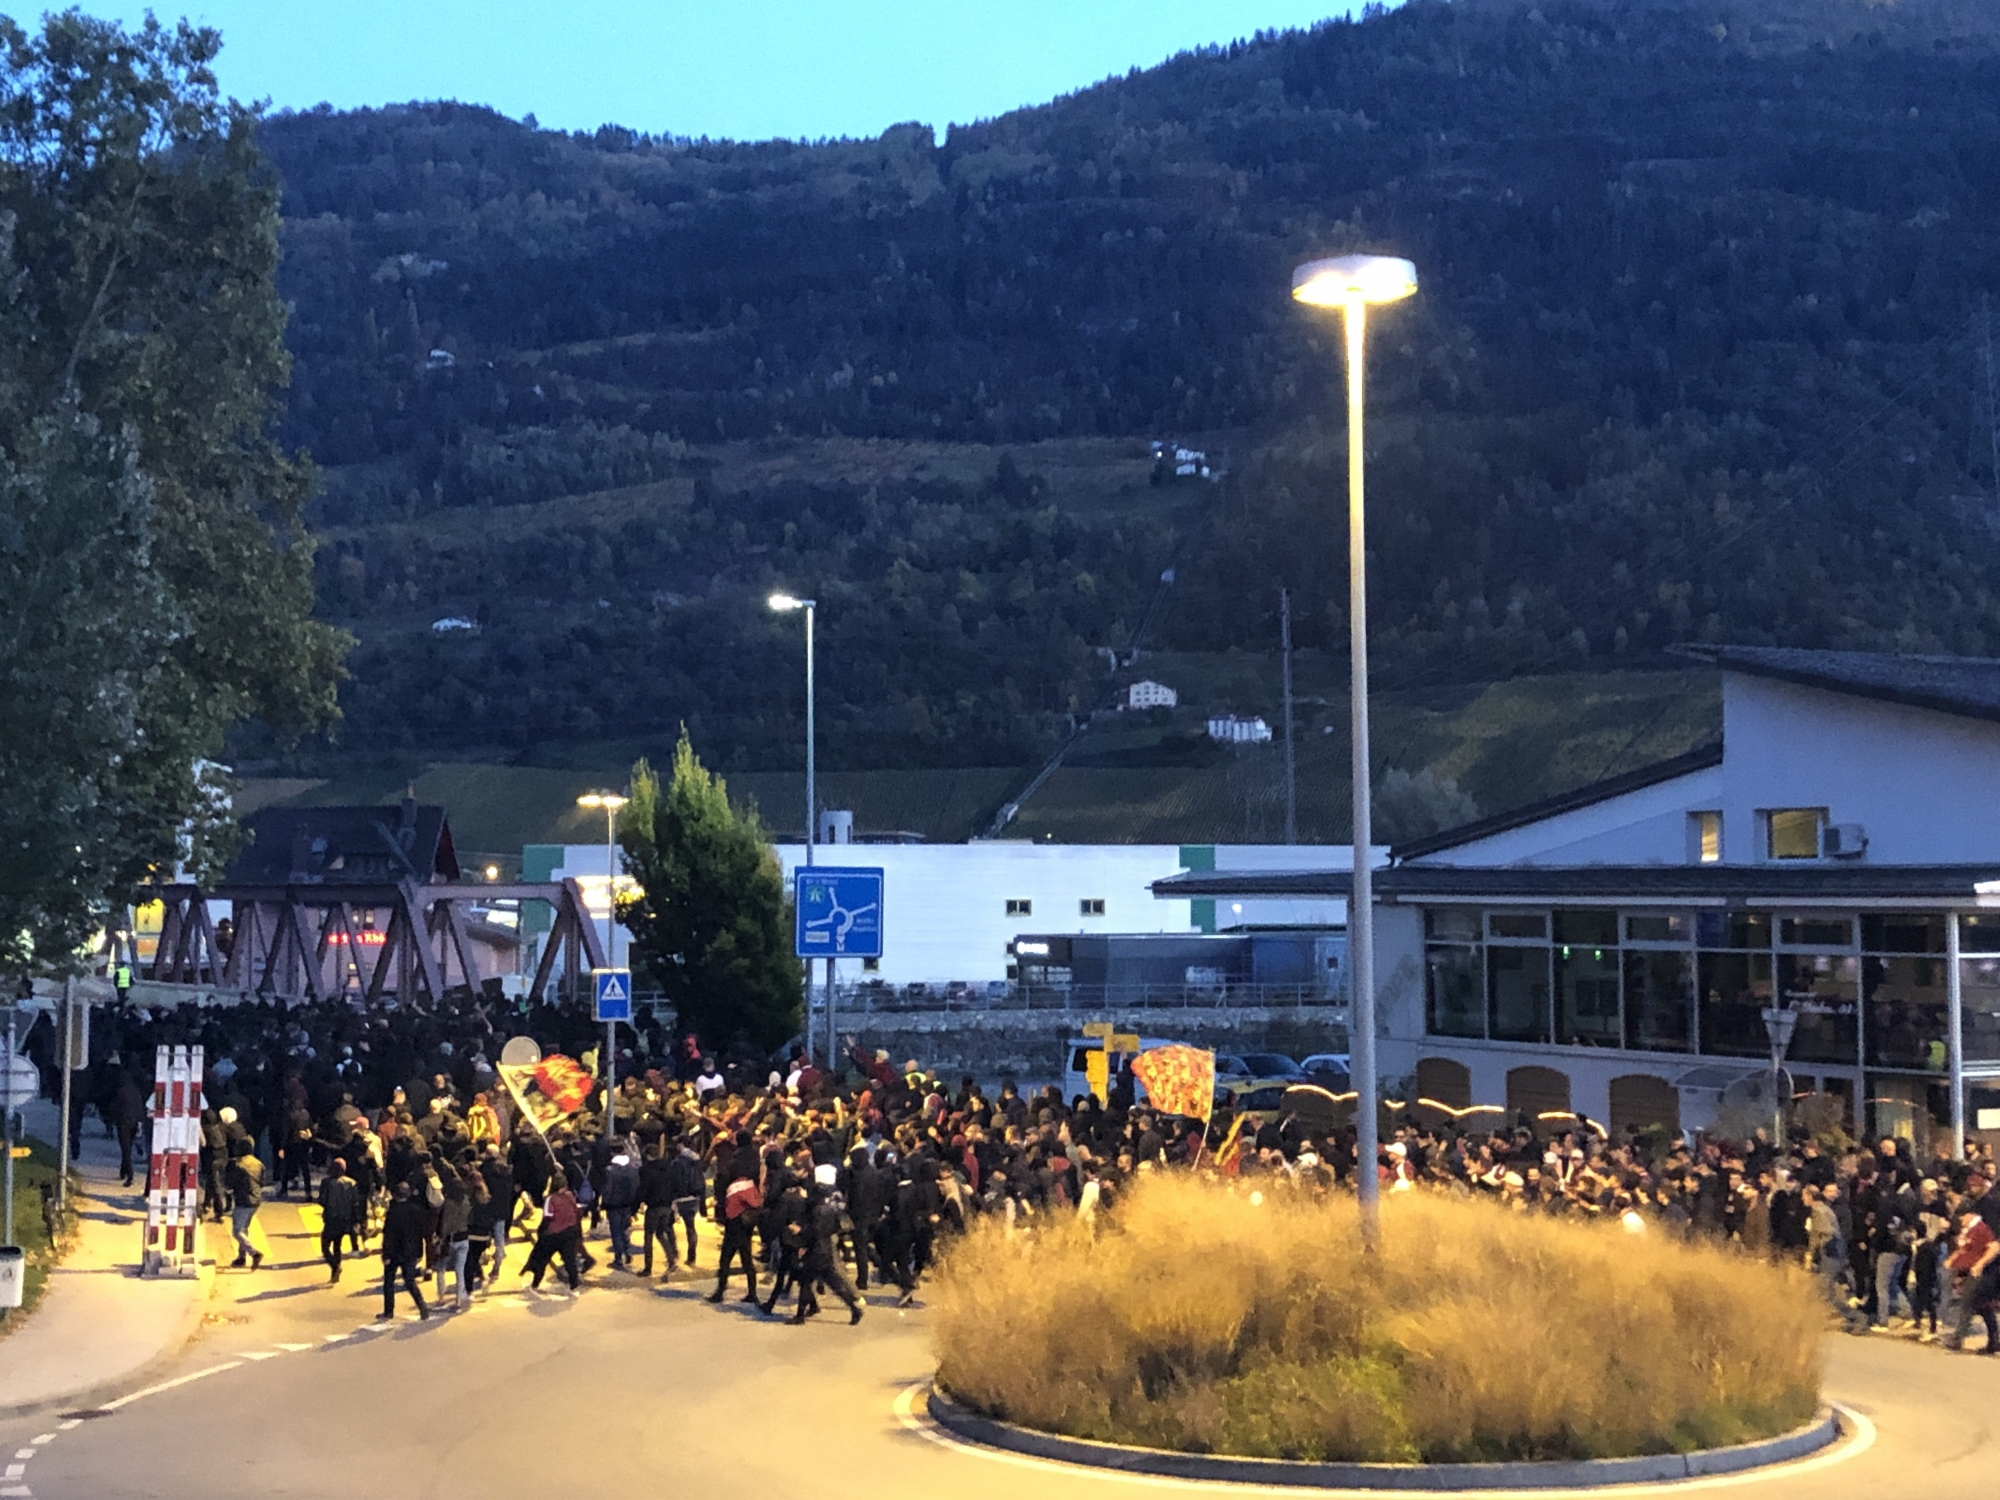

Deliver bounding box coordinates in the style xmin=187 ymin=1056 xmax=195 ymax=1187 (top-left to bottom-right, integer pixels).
xmin=577 ymin=789 xmax=627 ymax=1135
xmin=768 ymin=592 xmax=822 ymax=1062
xmin=1292 ymin=252 xmax=1418 ymax=1246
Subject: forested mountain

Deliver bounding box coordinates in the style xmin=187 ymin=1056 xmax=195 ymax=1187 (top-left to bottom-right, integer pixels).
xmin=251 ymin=0 xmax=2000 ymax=778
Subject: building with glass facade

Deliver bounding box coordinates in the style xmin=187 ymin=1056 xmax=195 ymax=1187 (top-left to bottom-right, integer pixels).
xmin=1157 ymin=648 xmax=2000 ymax=1152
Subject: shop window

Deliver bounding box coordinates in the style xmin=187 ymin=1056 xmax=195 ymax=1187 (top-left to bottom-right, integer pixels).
xmin=1698 ymin=950 xmax=1773 ymax=1057
xmin=1961 ymin=956 xmax=2000 ymax=1059
xmin=1626 ymin=913 xmax=1692 ymax=944
xmin=1779 ymin=913 xmax=1853 ymax=949
xmin=1425 ymin=945 xmax=1484 ymax=1038
xmin=1763 ymin=808 xmax=1826 ymax=861
xmin=1488 ymin=946 xmax=1551 ymax=1043
xmin=1552 ymin=909 xmax=1618 ymax=947
xmin=1556 ymin=941 xmax=1621 ymax=1047
xmin=1625 ymin=949 xmax=1694 ymax=1051
xmin=1863 ymin=955 xmax=1946 ymax=1071
xmin=1696 ymin=910 xmax=1772 ymax=949
xmin=1778 ymin=953 xmax=1860 ymax=1065
xmin=1862 ymin=914 xmax=1945 ymax=955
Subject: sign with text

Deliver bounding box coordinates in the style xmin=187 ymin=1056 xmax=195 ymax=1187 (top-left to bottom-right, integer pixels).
xmin=794 ymin=867 xmax=884 ymax=958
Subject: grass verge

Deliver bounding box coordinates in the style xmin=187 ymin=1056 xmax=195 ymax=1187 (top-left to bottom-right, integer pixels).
xmin=930 ymin=1177 xmax=1821 ymax=1464
xmin=1 ymin=1136 xmax=72 ymax=1335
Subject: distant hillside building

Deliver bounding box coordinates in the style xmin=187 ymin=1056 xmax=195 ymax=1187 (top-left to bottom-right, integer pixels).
xmin=1119 ymin=679 xmax=1178 ymax=710
xmin=1208 ymin=714 xmax=1273 ymax=744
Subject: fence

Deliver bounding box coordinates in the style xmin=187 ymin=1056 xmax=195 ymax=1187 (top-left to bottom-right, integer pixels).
xmin=815 ymin=981 xmax=1346 ymax=1016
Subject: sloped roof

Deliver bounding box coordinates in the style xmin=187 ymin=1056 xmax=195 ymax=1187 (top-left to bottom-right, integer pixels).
xmin=225 ymin=802 xmax=459 ymax=887
xmin=1676 ymin=645 xmax=2000 ymax=725
xmin=1388 ymin=742 xmax=1723 ymax=862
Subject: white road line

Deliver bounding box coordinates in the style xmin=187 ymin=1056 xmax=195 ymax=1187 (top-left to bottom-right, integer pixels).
xmin=4 ymin=1464 xmax=24 ymax=1479
xmin=240 ymin=1351 xmax=279 ymax=1361
xmin=891 ymin=1385 xmax=1877 ymax=1498
xmin=26 ymin=1439 xmax=51 ymax=1448
xmin=0 ymin=1483 xmax=31 ymax=1496
xmin=274 ymin=1342 xmax=314 ymax=1351
xmin=102 ymin=1361 xmax=243 ymax=1412
xmin=321 ymin=1332 xmax=350 ymax=1343
xmin=10 ymin=1452 xmax=31 ymax=1461
xmin=55 ymin=1422 xmax=77 ymax=1432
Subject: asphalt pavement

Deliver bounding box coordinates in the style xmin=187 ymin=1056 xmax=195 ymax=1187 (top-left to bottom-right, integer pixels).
xmin=0 ymin=1189 xmax=1996 ymax=1500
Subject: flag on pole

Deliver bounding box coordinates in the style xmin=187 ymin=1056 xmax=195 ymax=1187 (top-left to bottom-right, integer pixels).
xmin=1212 ymin=1112 xmax=1250 ymax=1177
xmin=1130 ymin=1044 xmax=1217 ymax=1123
xmin=498 ymin=1054 xmax=595 ymax=1137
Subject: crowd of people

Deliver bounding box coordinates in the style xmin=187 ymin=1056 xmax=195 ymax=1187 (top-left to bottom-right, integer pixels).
xmin=17 ymin=987 xmax=2000 ymax=1349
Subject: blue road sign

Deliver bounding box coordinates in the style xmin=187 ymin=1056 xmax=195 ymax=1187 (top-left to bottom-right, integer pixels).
xmin=794 ymin=867 xmax=884 ymax=958
xmin=593 ymin=968 xmax=633 ymax=1023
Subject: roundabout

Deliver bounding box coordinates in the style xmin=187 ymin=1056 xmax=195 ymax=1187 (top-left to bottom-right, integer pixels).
xmin=0 ymin=1193 xmax=1973 ymax=1500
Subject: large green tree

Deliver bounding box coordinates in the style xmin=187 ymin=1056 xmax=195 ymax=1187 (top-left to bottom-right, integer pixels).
xmin=0 ymin=13 xmax=347 ymax=966
xmin=617 ymin=733 xmax=803 ymax=1056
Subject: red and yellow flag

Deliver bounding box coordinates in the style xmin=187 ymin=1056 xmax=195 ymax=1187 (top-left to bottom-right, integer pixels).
xmin=1130 ymin=1044 xmax=1217 ymax=1122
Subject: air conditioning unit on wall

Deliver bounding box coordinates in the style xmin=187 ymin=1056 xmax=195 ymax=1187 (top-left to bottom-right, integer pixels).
xmin=1824 ymin=823 xmax=1869 ymax=859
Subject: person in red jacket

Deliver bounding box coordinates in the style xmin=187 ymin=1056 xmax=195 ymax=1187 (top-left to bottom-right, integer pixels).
xmin=521 ymin=1172 xmax=584 ymax=1293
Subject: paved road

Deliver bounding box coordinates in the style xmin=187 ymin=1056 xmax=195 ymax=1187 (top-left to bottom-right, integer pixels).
xmin=2 ymin=1193 xmax=1996 ymax=1500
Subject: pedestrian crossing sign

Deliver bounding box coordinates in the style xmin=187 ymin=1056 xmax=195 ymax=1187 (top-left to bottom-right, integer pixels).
xmin=593 ymin=968 xmax=632 ymax=1022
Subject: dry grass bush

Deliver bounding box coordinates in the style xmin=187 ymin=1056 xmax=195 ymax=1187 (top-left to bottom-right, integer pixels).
xmin=930 ymin=1177 xmax=1822 ymax=1463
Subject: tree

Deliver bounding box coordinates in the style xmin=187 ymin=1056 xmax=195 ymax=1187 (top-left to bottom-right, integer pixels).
xmin=617 ymin=732 xmax=804 ymax=1056
xmin=0 ymin=13 xmax=348 ymax=965
xmin=1372 ymin=766 xmax=1479 ymax=845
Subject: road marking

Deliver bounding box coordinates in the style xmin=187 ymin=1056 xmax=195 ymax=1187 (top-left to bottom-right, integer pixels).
xmin=55 ymin=1422 xmax=77 ymax=1432
xmin=3 ymin=1465 xmax=23 ymax=1479
xmin=26 ymin=1440 xmax=50 ymax=1450
xmin=240 ymin=1351 xmax=279 ymax=1361
xmin=9 ymin=1453 xmax=30 ymax=1461
xmin=892 ymin=1385 xmax=1877 ymax=1497
xmin=1 ymin=1483 xmax=31 ymax=1496
xmin=102 ymin=1362 xmax=242 ymax=1412
xmin=275 ymin=1342 xmax=314 ymax=1351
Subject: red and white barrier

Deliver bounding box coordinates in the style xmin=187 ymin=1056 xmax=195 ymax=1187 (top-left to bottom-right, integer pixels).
xmin=141 ymin=1044 xmax=204 ymax=1277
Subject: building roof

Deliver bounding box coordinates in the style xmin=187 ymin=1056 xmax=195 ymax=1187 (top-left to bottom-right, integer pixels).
xmin=1389 ymin=741 xmax=1724 ymax=862
xmin=1154 ymin=862 xmax=2000 ymax=908
xmin=225 ymin=801 xmax=460 ymax=888
xmin=1676 ymin=644 xmax=2000 ymax=726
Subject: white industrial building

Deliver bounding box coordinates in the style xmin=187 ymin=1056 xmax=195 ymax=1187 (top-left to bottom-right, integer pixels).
xmin=524 ymin=836 xmax=1370 ymax=990
xmin=1159 ymin=648 xmax=2000 ymax=1153
xmin=1118 ymin=679 xmax=1179 ymax=710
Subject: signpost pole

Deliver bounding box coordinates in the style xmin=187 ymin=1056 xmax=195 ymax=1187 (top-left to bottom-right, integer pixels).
xmin=57 ymin=976 xmax=73 ymax=1211
xmin=3 ymin=994 xmax=15 ymax=1247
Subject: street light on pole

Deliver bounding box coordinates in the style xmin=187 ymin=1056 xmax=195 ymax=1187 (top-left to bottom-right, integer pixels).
xmin=769 ymin=591 xmax=826 ymax=1064
xmin=1292 ymin=252 xmax=1418 ymax=1249
xmin=577 ymin=790 xmax=627 ymax=1136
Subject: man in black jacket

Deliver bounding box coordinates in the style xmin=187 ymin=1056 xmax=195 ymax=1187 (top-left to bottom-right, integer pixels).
xmin=318 ymin=1159 xmax=362 ymax=1282
xmin=379 ymin=1180 xmax=431 ymax=1321
xmin=601 ymin=1144 xmax=641 ymax=1271
xmin=663 ymin=1139 xmax=707 ymax=1269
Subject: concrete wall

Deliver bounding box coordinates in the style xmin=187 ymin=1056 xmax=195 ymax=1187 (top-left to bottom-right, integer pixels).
xmin=841 ymin=1004 xmax=1350 ymax=1087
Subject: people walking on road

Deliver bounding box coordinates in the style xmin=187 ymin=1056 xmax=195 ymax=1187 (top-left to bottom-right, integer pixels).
xmin=226 ymin=1146 xmax=264 ymax=1270
xmin=318 ymin=1158 xmax=362 ymax=1282
xmin=521 ymin=1172 xmax=584 ymax=1293
xmin=379 ymin=1180 xmax=431 ymax=1321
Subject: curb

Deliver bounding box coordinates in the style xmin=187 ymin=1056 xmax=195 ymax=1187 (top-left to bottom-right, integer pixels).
xmin=924 ymin=1388 xmax=1839 ymax=1491
xmin=0 ymin=1250 xmax=215 ymax=1422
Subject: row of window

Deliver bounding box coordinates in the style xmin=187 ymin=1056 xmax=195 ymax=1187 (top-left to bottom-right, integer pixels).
xmin=1423 ymin=908 xmax=2000 ymax=1069
xmin=1004 ymin=899 xmax=1107 ymax=917
xmin=1686 ymin=807 xmax=1858 ymax=864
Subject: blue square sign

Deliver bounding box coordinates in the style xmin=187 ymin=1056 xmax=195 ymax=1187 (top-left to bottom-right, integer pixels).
xmin=593 ymin=968 xmax=633 ymax=1022
xmin=794 ymin=867 xmax=884 ymax=958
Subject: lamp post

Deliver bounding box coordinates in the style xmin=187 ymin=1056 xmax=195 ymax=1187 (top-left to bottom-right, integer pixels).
xmin=576 ymin=790 xmax=627 ymax=1137
xmin=1292 ymin=253 xmax=1419 ymax=1247
xmin=1760 ymin=1002 xmax=1798 ymax=1147
xmin=769 ymin=592 xmax=824 ymax=1063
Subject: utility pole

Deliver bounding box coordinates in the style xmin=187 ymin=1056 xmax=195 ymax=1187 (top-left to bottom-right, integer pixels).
xmin=1281 ymin=587 xmax=1297 ymax=844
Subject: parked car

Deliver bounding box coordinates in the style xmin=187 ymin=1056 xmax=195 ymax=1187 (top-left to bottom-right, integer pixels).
xmin=1237 ymin=1051 xmax=1307 ymax=1082
xmin=1061 ymin=1035 xmax=1192 ymax=1105
xmin=1300 ymin=1052 xmax=1351 ymax=1089
xmin=1212 ymin=1077 xmax=1294 ymax=1127
xmin=1213 ymin=1051 xmax=1253 ymax=1082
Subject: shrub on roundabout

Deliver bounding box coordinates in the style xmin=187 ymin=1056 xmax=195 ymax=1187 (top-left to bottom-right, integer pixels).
xmin=930 ymin=1176 xmax=1822 ymax=1464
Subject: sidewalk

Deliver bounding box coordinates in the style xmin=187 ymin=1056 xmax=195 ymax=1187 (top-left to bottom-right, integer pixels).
xmin=0 ymin=1099 xmax=212 ymax=1417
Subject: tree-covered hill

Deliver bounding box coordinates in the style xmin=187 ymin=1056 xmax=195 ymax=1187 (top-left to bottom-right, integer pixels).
xmin=252 ymin=0 xmax=2000 ymax=778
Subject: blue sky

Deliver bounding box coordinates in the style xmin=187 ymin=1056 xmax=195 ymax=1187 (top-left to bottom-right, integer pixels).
xmin=78 ymin=1 xmax=1359 ymax=140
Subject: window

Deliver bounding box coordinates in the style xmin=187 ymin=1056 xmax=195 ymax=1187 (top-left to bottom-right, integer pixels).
xmin=1488 ymin=912 xmax=1548 ymax=942
xmin=1626 ymin=913 xmax=1692 ymax=945
xmin=1624 ymin=950 xmax=1694 ymax=1051
xmin=1005 ymin=898 xmax=1032 ymax=917
xmin=1079 ymin=898 xmax=1105 ymax=917
xmin=1779 ymin=953 xmax=1860 ymax=1064
xmin=1488 ymin=945 xmax=1551 ymax=1042
xmin=1697 ymin=950 xmax=1774 ymax=1057
xmin=1764 ymin=808 xmax=1826 ymax=861
xmin=1425 ymin=944 xmax=1484 ymax=1038
xmin=1688 ymin=811 xmax=1722 ymax=864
